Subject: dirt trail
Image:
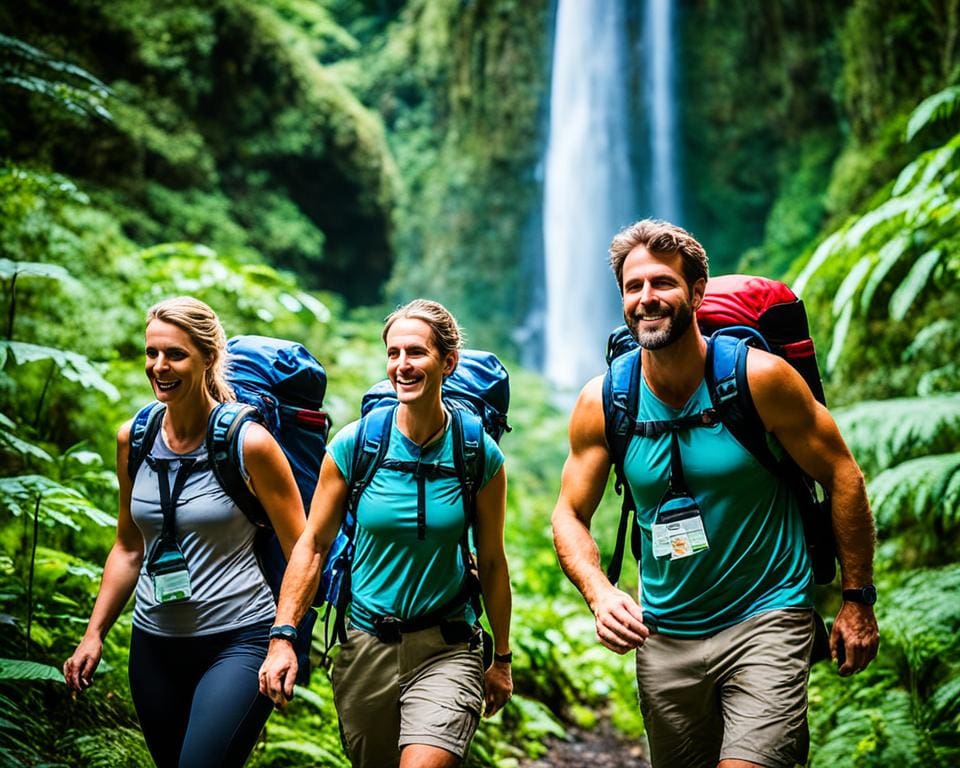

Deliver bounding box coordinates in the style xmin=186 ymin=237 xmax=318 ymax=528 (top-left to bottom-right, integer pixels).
xmin=520 ymin=724 xmax=650 ymax=768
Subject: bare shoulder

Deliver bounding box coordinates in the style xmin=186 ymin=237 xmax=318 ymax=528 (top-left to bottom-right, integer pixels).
xmin=745 ymin=347 xmax=817 ymax=432
xmin=569 ymin=374 xmax=607 ymax=451
xmin=117 ymin=419 xmax=133 ymax=449
xmin=240 ymin=421 xmax=279 ymax=460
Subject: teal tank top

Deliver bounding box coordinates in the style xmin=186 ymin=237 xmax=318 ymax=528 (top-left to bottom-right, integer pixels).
xmin=624 ymin=375 xmax=812 ymax=636
xmin=328 ymin=413 xmax=504 ymax=635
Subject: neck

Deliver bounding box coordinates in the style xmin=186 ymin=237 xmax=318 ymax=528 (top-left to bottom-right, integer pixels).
xmin=163 ymin=395 xmax=218 ymax=452
xmin=641 ymin=326 xmax=708 ymax=408
xmin=396 ymin=398 xmax=447 ymax=446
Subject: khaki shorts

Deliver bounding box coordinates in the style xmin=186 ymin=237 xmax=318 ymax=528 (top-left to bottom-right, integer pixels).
xmin=331 ymin=625 xmax=484 ymax=768
xmin=635 ymin=608 xmax=815 ymax=768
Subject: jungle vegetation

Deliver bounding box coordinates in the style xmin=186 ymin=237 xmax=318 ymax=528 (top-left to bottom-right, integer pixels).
xmin=1 ymin=1 xmax=959 ymax=766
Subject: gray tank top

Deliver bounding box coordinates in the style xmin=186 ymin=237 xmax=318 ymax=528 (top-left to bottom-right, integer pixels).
xmin=131 ymin=424 xmax=276 ymax=636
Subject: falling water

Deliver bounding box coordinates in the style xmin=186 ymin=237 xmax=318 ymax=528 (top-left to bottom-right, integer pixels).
xmin=645 ymin=0 xmax=680 ymax=221
xmin=542 ymin=0 xmax=637 ymax=390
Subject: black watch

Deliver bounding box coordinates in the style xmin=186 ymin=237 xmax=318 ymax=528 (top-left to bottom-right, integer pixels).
xmin=269 ymin=624 xmax=299 ymax=642
xmin=842 ymin=585 xmax=877 ymax=606
xmin=493 ymin=651 xmax=513 ymax=664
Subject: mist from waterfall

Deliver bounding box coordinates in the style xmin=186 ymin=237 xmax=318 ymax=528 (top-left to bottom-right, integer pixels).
xmin=542 ymin=0 xmax=636 ymax=390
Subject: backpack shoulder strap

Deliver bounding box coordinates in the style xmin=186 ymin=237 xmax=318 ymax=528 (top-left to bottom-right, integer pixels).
xmin=601 ymin=348 xmax=641 ymax=586
xmin=348 ymin=403 xmax=395 ymax=508
xmin=450 ymin=407 xmax=485 ymax=529
xmin=705 ymin=331 xmax=780 ymax=477
xmin=206 ymin=402 xmax=269 ymax=527
xmin=127 ymin=402 xmax=165 ymax=480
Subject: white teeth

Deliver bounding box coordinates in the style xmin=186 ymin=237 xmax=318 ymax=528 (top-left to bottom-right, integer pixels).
xmin=156 ymin=380 xmax=180 ymax=391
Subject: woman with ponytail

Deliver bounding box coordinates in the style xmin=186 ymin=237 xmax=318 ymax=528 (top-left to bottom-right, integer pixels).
xmin=64 ymin=297 xmax=305 ymax=767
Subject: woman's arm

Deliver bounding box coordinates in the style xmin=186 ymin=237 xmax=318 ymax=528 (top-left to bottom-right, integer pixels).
xmin=475 ymin=465 xmax=513 ymax=717
xmin=241 ymin=423 xmax=306 ymax=558
xmin=63 ymin=423 xmax=145 ymax=693
xmin=259 ymin=454 xmax=349 ymax=707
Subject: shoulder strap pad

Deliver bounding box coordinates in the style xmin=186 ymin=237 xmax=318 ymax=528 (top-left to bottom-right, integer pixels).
xmin=127 ymin=402 xmax=165 ymax=480
xmin=450 ymin=407 xmax=485 ymax=529
xmin=603 ymin=347 xmax=641 ymax=470
xmin=206 ymin=402 xmax=269 ymax=527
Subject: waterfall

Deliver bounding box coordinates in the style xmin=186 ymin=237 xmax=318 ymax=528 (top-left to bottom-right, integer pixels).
xmin=542 ymin=0 xmax=636 ymax=390
xmin=645 ymin=0 xmax=680 ymax=221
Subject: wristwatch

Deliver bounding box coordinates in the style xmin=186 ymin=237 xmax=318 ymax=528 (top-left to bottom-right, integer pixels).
xmin=842 ymin=585 xmax=877 ymax=606
xmin=493 ymin=651 xmax=513 ymax=664
xmin=268 ymin=624 xmax=299 ymax=642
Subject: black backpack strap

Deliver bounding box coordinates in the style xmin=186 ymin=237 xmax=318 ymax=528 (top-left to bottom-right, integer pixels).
xmin=706 ymin=332 xmax=837 ymax=584
xmin=450 ymin=407 xmax=486 ymax=620
xmin=602 ymin=348 xmax=641 ymax=586
xmin=205 ymin=402 xmax=268 ymax=527
xmin=127 ymin=402 xmax=165 ymax=481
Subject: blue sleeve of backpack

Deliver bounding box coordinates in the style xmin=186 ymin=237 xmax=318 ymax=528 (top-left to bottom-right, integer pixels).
xmin=480 ymin=431 xmax=505 ymax=490
xmin=327 ymin=420 xmax=361 ymax=484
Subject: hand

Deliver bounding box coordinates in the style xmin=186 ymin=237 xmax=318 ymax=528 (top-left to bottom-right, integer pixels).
xmin=592 ymin=587 xmax=649 ymax=654
xmin=831 ymin=601 xmax=879 ymax=677
xmin=258 ymin=640 xmax=299 ymax=709
xmin=483 ymin=660 xmax=513 ymax=717
xmin=64 ymin=635 xmax=103 ymax=693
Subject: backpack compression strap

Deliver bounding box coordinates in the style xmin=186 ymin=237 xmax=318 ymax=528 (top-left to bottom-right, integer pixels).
xmin=127 ymin=402 xmax=166 ymax=480
xmin=450 ymin=407 xmax=486 ymax=620
xmin=205 ymin=402 xmax=269 ymax=528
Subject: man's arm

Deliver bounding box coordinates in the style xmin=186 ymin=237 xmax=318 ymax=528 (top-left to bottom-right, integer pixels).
xmin=551 ymin=376 xmax=649 ymax=654
xmin=748 ymin=350 xmax=880 ymax=676
xmin=259 ymin=454 xmax=348 ymax=706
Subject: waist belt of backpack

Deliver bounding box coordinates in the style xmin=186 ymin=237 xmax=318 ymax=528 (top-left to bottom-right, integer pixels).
xmin=371 ymin=578 xmax=474 ymax=644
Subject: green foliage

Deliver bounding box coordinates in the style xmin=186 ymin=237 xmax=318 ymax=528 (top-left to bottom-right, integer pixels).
xmin=0 ymin=33 xmax=111 ymax=121
xmin=834 ymin=394 xmax=960 ymax=478
xmin=0 ymin=658 xmax=63 ymax=682
xmin=907 ymin=85 xmax=960 ymax=143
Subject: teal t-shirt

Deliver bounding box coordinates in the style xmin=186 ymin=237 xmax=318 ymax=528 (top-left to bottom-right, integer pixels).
xmin=625 ymin=376 xmax=813 ymax=637
xmin=328 ymin=411 xmax=504 ymax=635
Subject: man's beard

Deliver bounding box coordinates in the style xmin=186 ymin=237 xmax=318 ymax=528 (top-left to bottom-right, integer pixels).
xmin=626 ymin=297 xmax=695 ymax=350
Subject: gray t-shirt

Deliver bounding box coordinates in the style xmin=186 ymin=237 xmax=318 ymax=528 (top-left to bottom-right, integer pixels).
xmin=131 ymin=425 xmax=276 ymax=636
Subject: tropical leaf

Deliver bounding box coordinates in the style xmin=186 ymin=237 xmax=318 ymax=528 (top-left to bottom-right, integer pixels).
xmin=0 ymin=260 xmax=72 ymax=283
xmin=906 ymin=85 xmax=960 ymax=142
xmin=0 ymin=475 xmax=115 ymax=529
xmin=868 ymin=452 xmax=960 ymax=539
xmin=793 ymin=229 xmax=844 ymax=296
xmin=834 ymin=395 xmax=960 ymax=476
xmin=889 ymin=248 xmax=944 ymax=321
xmin=0 ymin=414 xmax=52 ymax=463
xmin=826 ymin=300 xmax=854 ymax=373
xmin=832 ymin=253 xmax=873 ymax=316
xmin=0 ymin=658 xmax=63 ymax=683
xmin=858 ymin=234 xmax=911 ymax=314
xmin=0 ymin=342 xmax=120 ymax=400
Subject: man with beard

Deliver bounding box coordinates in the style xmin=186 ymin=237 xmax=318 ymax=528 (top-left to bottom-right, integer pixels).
xmin=551 ymin=219 xmax=879 ymax=768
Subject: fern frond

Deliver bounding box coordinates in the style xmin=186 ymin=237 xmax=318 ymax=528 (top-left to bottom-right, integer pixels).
xmin=906 ymin=85 xmax=960 ymax=142
xmin=832 ymin=254 xmax=873 ymax=316
xmin=868 ymin=453 xmax=960 ymax=542
xmin=889 ymin=248 xmax=944 ymax=321
xmin=826 ymin=301 xmax=854 ymax=374
xmin=858 ymin=234 xmax=911 ymax=313
xmin=834 ymin=394 xmax=960 ymax=476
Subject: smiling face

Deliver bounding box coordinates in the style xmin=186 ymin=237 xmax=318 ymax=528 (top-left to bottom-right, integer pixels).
xmin=385 ymin=317 xmax=457 ymax=406
xmin=144 ymin=319 xmax=212 ymax=405
xmin=621 ymin=245 xmax=705 ymax=350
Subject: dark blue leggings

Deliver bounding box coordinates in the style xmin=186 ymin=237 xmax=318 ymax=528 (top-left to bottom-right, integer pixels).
xmin=129 ymin=621 xmax=274 ymax=768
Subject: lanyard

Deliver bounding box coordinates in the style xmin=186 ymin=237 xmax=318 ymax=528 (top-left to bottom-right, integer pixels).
xmin=145 ymin=456 xmax=202 ymax=545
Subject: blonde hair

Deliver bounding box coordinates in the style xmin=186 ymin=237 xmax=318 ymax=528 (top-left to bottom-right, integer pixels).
xmin=382 ymin=299 xmax=463 ymax=359
xmin=145 ymin=297 xmax=235 ymax=403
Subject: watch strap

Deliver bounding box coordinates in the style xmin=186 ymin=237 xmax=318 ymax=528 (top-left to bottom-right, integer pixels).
xmin=269 ymin=624 xmax=298 ymax=642
xmin=493 ymin=650 xmax=512 ymax=664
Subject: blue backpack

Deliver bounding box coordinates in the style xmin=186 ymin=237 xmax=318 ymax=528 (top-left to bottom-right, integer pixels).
xmin=602 ymin=275 xmax=836 ymax=589
xmin=317 ymin=350 xmax=509 ymax=662
xmin=128 ymin=335 xmax=330 ymax=682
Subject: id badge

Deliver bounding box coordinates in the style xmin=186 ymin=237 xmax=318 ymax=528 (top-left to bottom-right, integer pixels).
xmin=153 ymin=568 xmax=192 ymax=603
xmin=148 ymin=545 xmax=192 ymax=603
xmin=651 ymin=491 xmax=709 ymax=560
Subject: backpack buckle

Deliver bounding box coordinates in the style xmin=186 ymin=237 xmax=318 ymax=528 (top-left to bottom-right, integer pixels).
xmin=373 ymin=616 xmax=402 ymax=644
